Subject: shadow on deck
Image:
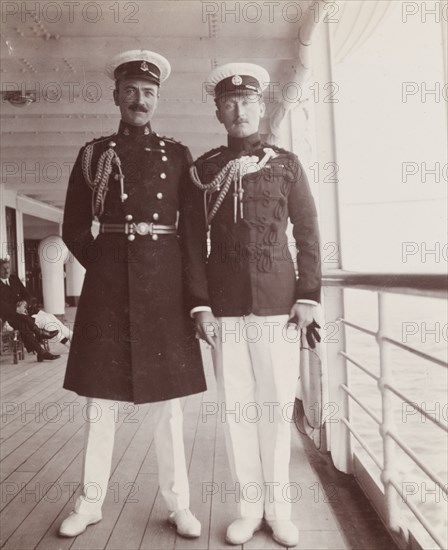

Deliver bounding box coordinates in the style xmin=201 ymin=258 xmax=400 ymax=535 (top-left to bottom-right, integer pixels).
xmin=0 ymin=338 xmax=398 ymax=550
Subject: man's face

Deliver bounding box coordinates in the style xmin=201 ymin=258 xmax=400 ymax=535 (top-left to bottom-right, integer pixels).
xmin=216 ymin=93 xmax=265 ymax=138
xmin=16 ymin=301 xmax=28 ymax=315
xmin=114 ymin=78 xmax=159 ymax=126
xmin=0 ymin=262 xmax=10 ymax=279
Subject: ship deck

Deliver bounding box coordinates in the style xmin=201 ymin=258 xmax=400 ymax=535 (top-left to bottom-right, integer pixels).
xmin=0 ymin=338 xmax=398 ymax=550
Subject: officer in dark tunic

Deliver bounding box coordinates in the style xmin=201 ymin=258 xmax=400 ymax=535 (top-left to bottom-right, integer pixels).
xmin=59 ymin=50 xmax=205 ymax=539
xmin=184 ymin=63 xmax=322 ymax=547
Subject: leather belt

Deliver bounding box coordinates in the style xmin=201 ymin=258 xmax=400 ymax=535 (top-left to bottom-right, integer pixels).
xmin=100 ymin=222 xmax=177 ymax=236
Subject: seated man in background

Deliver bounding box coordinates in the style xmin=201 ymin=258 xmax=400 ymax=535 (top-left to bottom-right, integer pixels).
xmin=16 ymin=300 xmax=72 ymax=346
xmin=0 ymin=259 xmax=72 ymax=344
xmin=0 ymin=258 xmax=31 ymax=310
xmin=0 ymin=310 xmax=60 ymax=362
xmin=0 ymin=259 xmax=61 ymax=361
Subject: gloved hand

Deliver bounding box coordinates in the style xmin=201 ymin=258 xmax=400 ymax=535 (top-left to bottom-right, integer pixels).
xmin=305 ymin=320 xmax=321 ymax=349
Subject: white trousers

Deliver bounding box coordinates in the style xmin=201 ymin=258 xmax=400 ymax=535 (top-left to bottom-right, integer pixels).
xmin=212 ymin=314 xmax=301 ymax=521
xmin=32 ymin=310 xmax=73 ymax=342
xmin=75 ymin=397 xmax=190 ymax=515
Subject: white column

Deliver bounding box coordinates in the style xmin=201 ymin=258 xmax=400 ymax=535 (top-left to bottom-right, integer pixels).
xmin=65 ymin=255 xmax=85 ymax=305
xmin=15 ymin=209 xmax=25 ymax=282
xmin=38 ymin=235 xmax=69 ymax=315
xmin=0 ymin=185 xmax=6 ymax=260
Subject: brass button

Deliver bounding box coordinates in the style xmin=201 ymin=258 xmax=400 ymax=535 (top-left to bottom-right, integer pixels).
xmin=109 ymin=141 xmax=116 ymax=147
xmin=153 ymin=213 xmax=159 ymax=221
xmin=159 ymin=140 xmax=165 ymax=146
xmin=125 ymin=214 xmax=133 ymax=221
xmin=152 ymin=234 xmax=159 ymax=241
xmin=127 ymin=234 xmax=136 ymax=242
xmin=121 ymin=193 xmax=128 ymax=200
xmin=160 ymin=173 xmax=166 ymax=179
xmin=156 ymin=192 xmax=163 ymax=200
xmin=162 ymin=156 xmax=168 ymax=162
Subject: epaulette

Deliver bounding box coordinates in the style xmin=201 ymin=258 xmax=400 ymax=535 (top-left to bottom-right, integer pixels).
xmin=83 ymin=134 xmax=116 ymax=148
xmin=156 ymin=134 xmax=184 ymax=147
xmin=262 ymin=143 xmax=293 ymax=157
xmin=194 ymin=146 xmax=226 ymax=165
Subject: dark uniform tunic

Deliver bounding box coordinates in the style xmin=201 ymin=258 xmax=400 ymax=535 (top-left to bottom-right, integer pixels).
xmin=183 ymin=132 xmax=321 ymax=316
xmin=62 ymin=121 xmax=206 ymax=404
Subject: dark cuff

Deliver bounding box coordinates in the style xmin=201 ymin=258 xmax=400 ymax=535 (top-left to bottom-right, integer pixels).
xmin=296 ymin=288 xmax=321 ymax=304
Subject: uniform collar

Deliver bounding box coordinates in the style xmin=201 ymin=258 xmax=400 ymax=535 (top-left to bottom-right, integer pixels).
xmin=227 ymin=132 xmax=262 ymax=153
xmin=118 ymin=120 xmax=152 ymax=137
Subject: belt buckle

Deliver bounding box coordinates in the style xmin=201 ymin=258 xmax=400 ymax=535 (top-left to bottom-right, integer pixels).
xmin=134 ymin=222 xmax=153 ymax=236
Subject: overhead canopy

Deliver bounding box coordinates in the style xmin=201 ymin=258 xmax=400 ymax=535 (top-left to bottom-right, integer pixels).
xmin=0 ymin=0 xmax=392 ymax=208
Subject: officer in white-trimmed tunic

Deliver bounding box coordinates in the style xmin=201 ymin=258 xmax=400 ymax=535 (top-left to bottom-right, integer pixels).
xmin=59 ymin=50 xmax=205 ymax=539
xmin=183 ymin=63 xmax=322 ymax=547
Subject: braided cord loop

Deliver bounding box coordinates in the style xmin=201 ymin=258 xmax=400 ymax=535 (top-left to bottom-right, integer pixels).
xmin=189 ymin=148 xmax=276 ymax=226
xmin=82 ymin=144 xmax=119 ymax=218
xmin=190 ymin=161 xmax=238 ymax=224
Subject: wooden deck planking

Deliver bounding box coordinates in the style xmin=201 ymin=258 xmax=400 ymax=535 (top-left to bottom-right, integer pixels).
xmin=107 ymin=473 xmax=160 ymax=550
xmin=207 ymin=422 xmax=239 ymax=550
xmin=0 ymin=356 xmax=61 ymax=383
xmin=14 ymin=402 xmax=150 ymax=550
xmin=0 ymin=394 xmax=79 ymax=475
xmin=0 ymin=389 xmax=78 ymax=463
xmin=138 ymin=476 xmax=178 ymax=550
xmin=0 ymin=396 xmax=82 ymax=484
xmin=1 ymin=366 xmax=65 ymax=414
xmin=1 ymin=347 xmax=399 ymax=550
xmin=0 ymin=405 xmax=86 ymax=544
xmin=174 ymin=388 xmax=217 ymax=550
xmin=0 ymin=404 xmax=84 ymax=514
xmin=1 ymin=382 xmax=68 ymax=432
xmin=1 ymin=362 xmax=63 ymax=404
xmin=0 ymin=349 xmax=66 ymax=387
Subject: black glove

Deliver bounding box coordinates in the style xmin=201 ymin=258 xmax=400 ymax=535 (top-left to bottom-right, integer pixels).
xmin=305 ymin=320 xmax=321 ymax=349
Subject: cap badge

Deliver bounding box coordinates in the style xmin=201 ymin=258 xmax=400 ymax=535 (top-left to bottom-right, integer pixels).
xmin=140 ymin=61 xmax=149 ymax=72
xmin=232 ymin=75 xmax=242 ymax=85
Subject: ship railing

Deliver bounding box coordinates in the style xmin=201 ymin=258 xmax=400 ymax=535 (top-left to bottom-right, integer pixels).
xmin=322 ymin=271 xmax=447 ymax=550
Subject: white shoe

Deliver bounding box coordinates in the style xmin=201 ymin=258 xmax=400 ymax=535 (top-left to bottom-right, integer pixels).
xmin=168 ymin=508 xmax=201 ymax=538
xmin=59 ymin=510 xmax=102 ymax=537
xmin=266 ymin=519 xmax=299 ymax=547
xmin=225 ymin=518 xmax=262 ymax=545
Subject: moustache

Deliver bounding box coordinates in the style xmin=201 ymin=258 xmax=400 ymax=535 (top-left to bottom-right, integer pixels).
xmin=234 ymin=118 xmax=248 ymax=124
xmin=129 ymin=104 xmax=148 ymax=113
